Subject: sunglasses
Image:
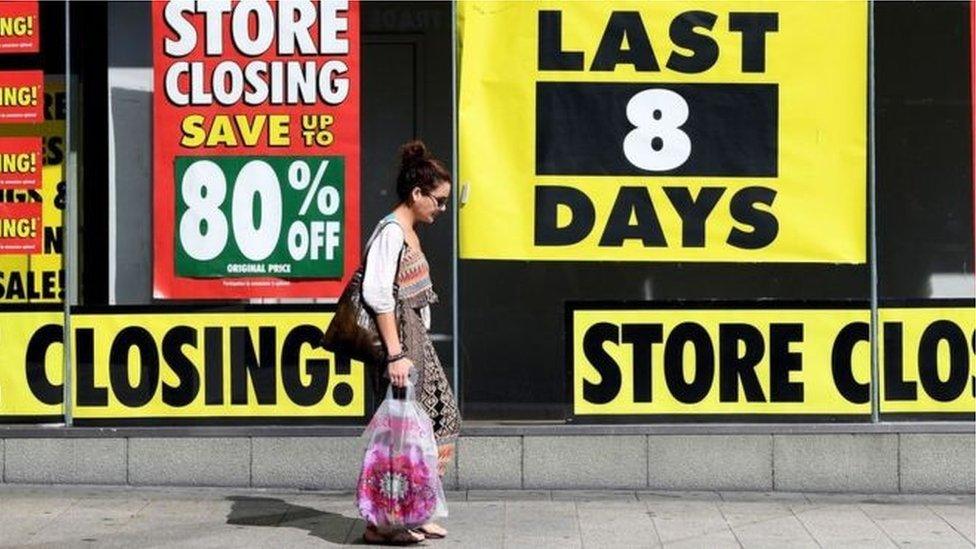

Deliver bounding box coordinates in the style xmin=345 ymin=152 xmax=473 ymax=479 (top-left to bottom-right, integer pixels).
xmin=424 ymin=192 xmax=449 ymax=210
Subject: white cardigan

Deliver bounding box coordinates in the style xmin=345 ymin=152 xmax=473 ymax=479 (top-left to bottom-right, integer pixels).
xmin=361 ymin=218 xmax=431 ymax=330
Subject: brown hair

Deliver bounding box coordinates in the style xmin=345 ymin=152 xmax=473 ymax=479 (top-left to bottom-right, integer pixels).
xmin=396 ymin=140 xmax=451 ymax=204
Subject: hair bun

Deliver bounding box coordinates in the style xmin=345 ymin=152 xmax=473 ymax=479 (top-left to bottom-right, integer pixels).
xmin=400 ymin=140 xmax=429 ymax=165
xmin=394 ymin=139 xmax=451 ymax=202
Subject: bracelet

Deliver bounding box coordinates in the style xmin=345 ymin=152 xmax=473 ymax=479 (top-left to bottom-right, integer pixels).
xmin=386 ymin=352 xmax=407 ymax=364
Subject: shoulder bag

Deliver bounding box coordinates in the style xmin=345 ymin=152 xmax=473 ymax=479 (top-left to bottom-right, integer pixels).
xmin=322 ymin=219 xmax=404 ymax=364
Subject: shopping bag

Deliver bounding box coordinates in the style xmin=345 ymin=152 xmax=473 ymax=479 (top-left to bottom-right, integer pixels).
xmin=356 ymin=382 xmax=448 ymax=528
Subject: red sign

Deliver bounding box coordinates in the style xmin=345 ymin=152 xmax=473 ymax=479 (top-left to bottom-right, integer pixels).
xmin=0 ymin=202 xmax=41 ymax=254
xmin=151 ymin=0 xmax=361 ymax=299
xmin=0 ymin=1 xmax=39 ymax=53
xmin=0 ymin=71 xmax=42 ymax=123
xmin=0 ymin=136 xmax=41 ymax=189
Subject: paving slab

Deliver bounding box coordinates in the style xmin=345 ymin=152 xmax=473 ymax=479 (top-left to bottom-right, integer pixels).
xmin=439 ymin=501 xmax=505 ymax=547
xmin=717 ymin=500 xmax=794 ymax=528
xmin=792 ymin=504 xmax=895 ymax=547
xmin=505 ymin=500 xmax=581 ymax=547
xmin=552 ymin=490 xmax=639 ymax=502
xmin=720 ymin=503 xmax=822 ymax=547
xmin=661 ymin=529 xmax=740 ymax=548
xmin=861 ymin=502 xmax=974 ymax=548
xmin=719 ymin=490 xmax=809 ymax=503
xmin=0 ymin=496 xmax=79 ymax=546
xmin=929 ymin=503 xmax=976 ymax=544
xmin=646 ymin=499 xmax=732 ymax=546
xmin=637 ymin=490 xmax=722 ymax=502
xmin=577 ymin=500 xmax=660 ymax=547
xmin=813 ymin=541 xmax=895 ymax=549
xmin=467 ymin=489 xmax=551 ymax=501
xmin=725 ymin=513 xmax=819 ymax=548
xmin=805 ymin=492 xmax=972 ymax=505
xmin=22 ymin=497 xmax=154 ymax=545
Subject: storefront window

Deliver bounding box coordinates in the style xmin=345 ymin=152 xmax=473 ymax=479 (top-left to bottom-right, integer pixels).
xmin=874 ymin=1 xmax=974 ymax=420
xmin=0 ymin=0 xmax=971 ymax=428
xmin=0 ymin=1 xmax=67 ymax=423
xmin=456 ymin=0 xmax=972 ymax=422
xmin=66 ymin=1 xmax=453 ymax=426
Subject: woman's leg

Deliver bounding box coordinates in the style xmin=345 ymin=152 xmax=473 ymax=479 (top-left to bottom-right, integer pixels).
xmin=437 ymin=443 xmax=455 ymax=477
xmin=402 ymin=312 xmax=460 ymax=539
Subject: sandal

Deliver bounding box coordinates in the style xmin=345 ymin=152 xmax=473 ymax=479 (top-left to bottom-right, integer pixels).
xmin=363 ymin=526 xmax=425 ymax=545
xmin=416 ymin=522 xmax=448 ymax=539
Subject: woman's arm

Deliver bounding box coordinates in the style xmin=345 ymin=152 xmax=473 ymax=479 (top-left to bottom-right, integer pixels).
xmin=362 ymin=223 xmax=412 ymax=387
xmin=374 ymin=313 xmax=402 ymax=355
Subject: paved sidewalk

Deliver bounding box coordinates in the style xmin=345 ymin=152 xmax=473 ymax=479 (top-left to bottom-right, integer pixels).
xmin=0 ymin=485 xmax=971 ymax=548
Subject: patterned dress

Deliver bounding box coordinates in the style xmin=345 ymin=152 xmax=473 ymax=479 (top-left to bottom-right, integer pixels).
xmin=383 ymin=241 xmax=460 ymax=471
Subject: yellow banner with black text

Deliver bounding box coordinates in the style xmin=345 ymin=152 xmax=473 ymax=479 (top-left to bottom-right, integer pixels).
xmin=570 ymin=302 xmax=974 ymax=419
xmin=459 ymin=1 xmax=867 ymax=262
xmin=0 ymin=310 xmax=365 ymax=423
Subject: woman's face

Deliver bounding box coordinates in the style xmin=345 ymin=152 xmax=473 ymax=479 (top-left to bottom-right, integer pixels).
xmin=410 ymin=180 xmax=451 ymax=224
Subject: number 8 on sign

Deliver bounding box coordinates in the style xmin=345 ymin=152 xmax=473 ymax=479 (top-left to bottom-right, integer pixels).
xmin=623 ymin=89 xmax=691 ymax=171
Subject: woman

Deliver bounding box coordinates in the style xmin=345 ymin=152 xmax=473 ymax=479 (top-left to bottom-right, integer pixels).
xmin=360 ymin=141 xmax=460 ymax=544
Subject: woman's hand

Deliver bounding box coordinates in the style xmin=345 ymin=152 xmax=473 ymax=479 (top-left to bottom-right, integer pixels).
xmin=387 ymin=357 xmax=414 ymax=387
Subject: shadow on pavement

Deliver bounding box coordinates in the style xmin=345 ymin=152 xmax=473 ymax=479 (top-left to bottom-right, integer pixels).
xmin=227 ymin=496 xmax=365 ymax=545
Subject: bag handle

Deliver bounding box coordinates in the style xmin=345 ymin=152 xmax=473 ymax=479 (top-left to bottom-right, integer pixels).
xmin=387 ymin=380 xmax=415 ymax=401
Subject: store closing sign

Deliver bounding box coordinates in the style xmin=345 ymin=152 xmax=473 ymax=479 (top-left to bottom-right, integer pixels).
xmin=0 ymin=309 xmax=364 ymax=423
xmin=0 ymin=70 xmax=42 ymax=124
xmin=0 ymin=202 xmax=41 ymax=253
xmin=0 ymin=1 xmax=39 ymax=53
xmin=0 ymin=137 xmax=42 ymax=190
xmin=569 ymin=302 xmax=974 ymax=419
xmin=152 ymin=0 xmax=360 ymax=299
xmin=459 ymin=1 xmax=867 ymax=262
xmin=0 ymin=77 xmax=66 ymax=303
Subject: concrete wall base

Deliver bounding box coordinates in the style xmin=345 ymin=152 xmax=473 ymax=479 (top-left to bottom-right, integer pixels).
xmin=0 ymin=431 xmax=972 ymax=493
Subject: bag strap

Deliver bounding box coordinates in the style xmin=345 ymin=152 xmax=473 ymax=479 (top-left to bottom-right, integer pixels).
xmin=362 ymin=217 xmax=400 ymax=260
xmin=361 ymin=217 xmax=406 ymax=299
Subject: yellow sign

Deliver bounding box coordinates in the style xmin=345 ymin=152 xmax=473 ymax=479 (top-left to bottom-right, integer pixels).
xmin=0 ymin=310 xmax=63 ymax=418
xmin=459 ymin=1 xmax=867 ymax=262
xmin=0 ymin=309 xmax=365 ymax=422
xmin=879 ymin=305 xmax=975 ymax=416
xmin=571 ymin=304 xmax=872 ymax=416
xmin=70 ymin=311 xmax=364 ymax=420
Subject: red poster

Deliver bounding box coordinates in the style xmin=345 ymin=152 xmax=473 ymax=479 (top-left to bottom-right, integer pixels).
xmin=0 ymin=202 xmax=41 ymax=254
xmin=0 ymin=136 xmax=41 ymax=189
xmin=152 ymin=1 xmax=361 ymax=299
xmin=0 ymin=1 xmax=39 ymax=53
xmin=0 ymin=70 xmax=42 ymax=123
